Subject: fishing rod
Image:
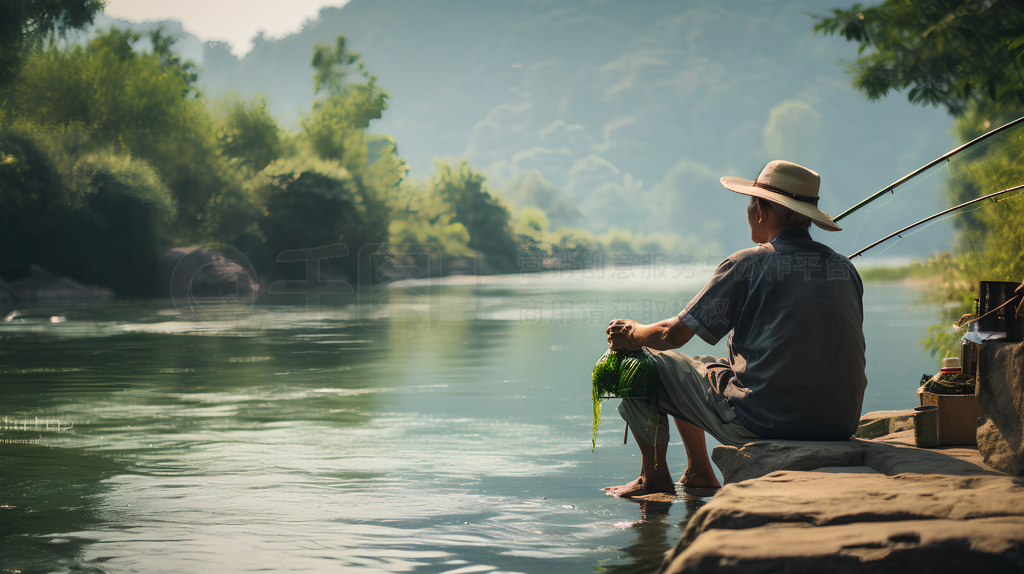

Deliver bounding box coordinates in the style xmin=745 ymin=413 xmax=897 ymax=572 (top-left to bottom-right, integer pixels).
xmin=848 ymin=183 xmax=1024 ymax=259
xmin=834 ymin=115 xmax=1024 ymax=223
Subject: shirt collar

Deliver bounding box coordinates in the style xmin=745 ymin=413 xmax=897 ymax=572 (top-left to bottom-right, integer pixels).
xmin=770 ymin=227 xmax=812 ymax=243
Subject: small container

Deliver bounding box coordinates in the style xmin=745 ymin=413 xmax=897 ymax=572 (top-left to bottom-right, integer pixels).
xmin=919 ymin=392 xmax=982 ymax=446
xmin=960 ymin=338 xmax=978 ymax=376
xmin=940 ymin=357 xmax=961 ymax=374
xmin=913 ymin=405 xmax=939 ymax=448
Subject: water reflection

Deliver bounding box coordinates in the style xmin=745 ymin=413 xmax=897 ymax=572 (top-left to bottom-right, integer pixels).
xmin=0 ymin=441 xmax=128 ymax=573
xmin=596 ymin=494 xmax=709 ymax=573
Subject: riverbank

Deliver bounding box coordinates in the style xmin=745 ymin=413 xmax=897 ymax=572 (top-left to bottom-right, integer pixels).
xmin=855 ymin=255 xmax=947 ymax=284
xmin=658 ymin=413 xmax=1024 ymax=572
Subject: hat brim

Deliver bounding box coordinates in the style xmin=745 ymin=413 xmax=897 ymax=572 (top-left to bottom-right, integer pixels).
xmin=720 ymin=176 xmax=842 ymax=232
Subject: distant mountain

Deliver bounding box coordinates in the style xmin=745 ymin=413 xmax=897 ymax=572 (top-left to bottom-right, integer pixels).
xmin=102 ymin=0 xmax=959 ymax=258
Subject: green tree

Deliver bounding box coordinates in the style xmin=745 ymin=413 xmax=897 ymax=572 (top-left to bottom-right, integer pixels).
xmin=430 ymin=159 xmax=519 ymax=273
xmin=304 ymin=35 xmax=391 ymax=164
xmin=0 ymin=27 xmax=191 ymax=294
xmin=814 ymin=0 xmax=1024 ymax=116
xmin=817 ymin=0 xmax=1024 ymax=360
xmin=53 ymin=150 xmax=174 ymax=295
xmin=0 ymin=25 xmax=408 ymax=294
xmin=0 ymin=130 xmax=68 ymax=280
xmin=389 ymin=178 xmax=474 ymax=274
xmin=249 ymin=35 xmax=404 ymax=281
xmin=0 ymin=128 xmax=173 ymax=295
xmin=202 ymin=37 xmax=406 ymax=278
xmin=259 ymin=156 xmax=392 ymax=282
xmin=0 ymin=0 xmax=104 ymax=89
xmin=215 ymin=94 xmax=282 ymax=172
xmin=2 ymin=28 xmax=221 ymax=233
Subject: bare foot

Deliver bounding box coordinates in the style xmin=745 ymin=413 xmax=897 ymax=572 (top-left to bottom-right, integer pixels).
xmin=678 ymin=468 xmax=720 ymax=489
xmin=605 ymin=476 xmax=675 ymax=498
xmin=603 ymin=476 xmax=642 ymax=496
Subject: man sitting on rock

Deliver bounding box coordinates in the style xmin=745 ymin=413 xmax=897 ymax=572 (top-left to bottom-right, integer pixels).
xmin=604 ymin=160 xmax=867 ymax=498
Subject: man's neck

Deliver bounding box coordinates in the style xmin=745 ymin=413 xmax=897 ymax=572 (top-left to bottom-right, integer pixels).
xmin=768 ymin=226 xmax=810 ymax=242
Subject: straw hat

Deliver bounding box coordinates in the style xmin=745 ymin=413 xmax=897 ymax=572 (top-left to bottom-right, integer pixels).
xmin=720 ymin=160 xmax=842 ymax=232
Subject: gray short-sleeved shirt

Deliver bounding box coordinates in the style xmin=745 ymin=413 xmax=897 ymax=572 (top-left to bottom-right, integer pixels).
xmin=678 ymin=228 xmax=867 ymax=440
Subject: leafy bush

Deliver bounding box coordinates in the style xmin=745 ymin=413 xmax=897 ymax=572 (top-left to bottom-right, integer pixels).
xmin=0 ymin=130 xmax=68 ymax=280
xmin=0 ymin=29 xmax=408 ymax=293
xmin=215 ymin=95 xmax=282 ymax=172
xmin=261 ymin=156 xmax=391 ymax=281
xmin=0 ymin=128 xmax=172 ymax=295
xmin=922 ymin=110 xmax=1024 ymax=360
xmin=429 ymin=159 xmax=519 ymax=273
xmin=55 ymin=150 xmax=174 ymax=295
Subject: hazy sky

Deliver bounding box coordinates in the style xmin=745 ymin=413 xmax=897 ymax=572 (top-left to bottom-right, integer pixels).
xmin=103 ymin=0 xmax=350 ymax=55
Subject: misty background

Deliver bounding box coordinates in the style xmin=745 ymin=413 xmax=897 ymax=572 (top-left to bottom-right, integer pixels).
xmin=85 ymin=0 xmax=957 ymax=259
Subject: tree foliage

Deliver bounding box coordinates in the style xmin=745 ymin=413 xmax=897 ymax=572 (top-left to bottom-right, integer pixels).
xmin=814 ymin=0 xmax=1024 ymax=116
xmin=0 ymin=29 xmax=407 ymax=293
xmin=924 ymin=114 xmax=1024 ymax=357
xmin=2 ymin=28 xmax=216 ymax=230
xmin=0 ymin=23 xmax=700 ymax=295
xmin=0 ymin=0 xmax=104 ymax=89
xmin=430 ymin=159 xmax=520 ymax=273
xmin=215 ymin=95 xmax=281 ymax=172
xmin=0 ymin=129 xmax=173 ymax=294
xmin=390 ymin=158 xmax=707 ymax=276
xmin=389 ymin=159 xmax=518 ymax=274
xmin=305 ymin=35 xmax=391 ymax=162
xmin=817 ymin=1 xmax=1024 ymax=363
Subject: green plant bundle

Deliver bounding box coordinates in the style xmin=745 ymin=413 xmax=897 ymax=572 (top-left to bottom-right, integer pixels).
xmin=919 ymin=372 xmax=977 ymax=395
xmin=591 ymin=348 xmax=659 ymax=452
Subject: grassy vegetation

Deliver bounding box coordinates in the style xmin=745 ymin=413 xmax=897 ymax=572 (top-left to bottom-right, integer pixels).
xmin=857 ymin=255 xmax=950 ymax=282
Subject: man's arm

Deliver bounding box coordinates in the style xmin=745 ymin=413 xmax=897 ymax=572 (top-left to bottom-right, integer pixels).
xmin=606 ymin=317 xmax=694 ymax=351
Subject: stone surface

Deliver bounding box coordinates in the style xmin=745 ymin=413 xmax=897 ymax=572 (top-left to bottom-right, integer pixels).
xmin=711 ymin=439 xmax=872 ymax=484
xmin=713 ymin=436 xmax=1008 ymax=484
xmin=4 ymin=265 xmax=114 ymax=302
xmin=662 ymin=516 xmax=1024 ymax=573
xmin=160 ymin=247 xmax=258 ymax=299
xmin=855 ymin=409 xmax=915 ymax=439
xmin=678 ymin=466 xmax=1024 ymax=537
xmin=977 ymin=340 xmax=1024 ymax=474
xmin=872 ymin=429 xmax=997 ymax=469
xmin=661 ymin=437 xmax=1024 ymax=573
xmin=978 ymin=418 xmax=1023 ymax=476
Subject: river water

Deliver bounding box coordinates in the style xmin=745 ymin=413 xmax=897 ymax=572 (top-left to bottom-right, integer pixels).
xmin=0 ymin=268 xmax=940 ymax=573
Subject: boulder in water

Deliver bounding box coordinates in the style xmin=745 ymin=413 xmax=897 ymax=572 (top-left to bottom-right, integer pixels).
xmin=160 ymin=246 xmax=259 ymax=300
xmin=4 ymin=265 xmax=114 ymax=302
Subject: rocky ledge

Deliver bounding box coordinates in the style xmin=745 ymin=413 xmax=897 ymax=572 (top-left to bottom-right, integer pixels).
xmin=659 ymin=427 xmax=1024 ymax=573
xmin=659 ymin=340 xmax=1024 ymax=573
xmin=0 ymin=264 xmax=113 ymax=304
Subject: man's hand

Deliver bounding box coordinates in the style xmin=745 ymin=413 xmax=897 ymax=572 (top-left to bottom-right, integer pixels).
xmin=607 ymin=319 xmax=642 ymax=351
xmin=606 ymin=316 xmax=695 ymax=351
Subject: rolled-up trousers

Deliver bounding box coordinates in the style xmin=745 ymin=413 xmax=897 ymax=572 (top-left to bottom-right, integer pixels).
xmin=617 ymin=350 xmax=762 ymax=447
